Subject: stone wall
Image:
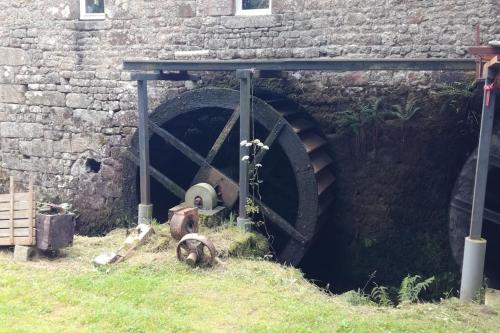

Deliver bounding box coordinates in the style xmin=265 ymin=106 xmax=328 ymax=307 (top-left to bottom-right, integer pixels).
xmin=0 ymin=0 xmax=498 ymax=233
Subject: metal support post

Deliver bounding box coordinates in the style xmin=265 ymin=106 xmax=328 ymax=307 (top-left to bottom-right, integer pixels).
xmin=137 ymin=80 xmax=153 ymax=224
xmin=236 ymin=69 xmax=253 ymax=231
xmin=460 ymin=67 xmax=498 ymax=302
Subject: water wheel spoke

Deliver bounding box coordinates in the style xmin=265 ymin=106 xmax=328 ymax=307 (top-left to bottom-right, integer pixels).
xmin=205 ymin=107 xmax=240 ymax=164
xmin=251 ymin=119 xmax=286 ymax=168
xmin=253 ymin=197 xmax=307 ymax=244
xmin=125 ymin=151 xmax=186 ymax=200
xmin=451 ymin=197 xmax=500 ymax=225
xmin=150 ymin=120 xmax=240 ymax=207
xmin=150 ymin=121 xmax=208 ymax=168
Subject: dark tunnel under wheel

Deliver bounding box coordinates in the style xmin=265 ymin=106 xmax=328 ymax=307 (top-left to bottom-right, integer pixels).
xmin=450 ymin=125 xmax=500 ymax=289
xmin=128 ymin=88 xmax=335 ymax=265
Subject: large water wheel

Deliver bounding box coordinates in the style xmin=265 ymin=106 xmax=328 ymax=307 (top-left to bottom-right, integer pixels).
xmin=450 ymin=124 xmax=500 ymax=288
xmin=125 ymin=87 xmax=335 ymax=265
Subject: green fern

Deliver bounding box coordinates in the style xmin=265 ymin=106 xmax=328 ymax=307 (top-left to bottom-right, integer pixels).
xmin=371 ymin=285 xmax=393 ymax=307
xmin=334 ymin=110 xmax=362 ymax=134
xmin=398 ymin=275 xmax=435 ymax=303
xmin=344 ymin=289 xmax=374 ymax=306
xmin=435 ymin=80 xmax=475 ymax=99
xmin=389 ymin=99 xmax=420 ymax=122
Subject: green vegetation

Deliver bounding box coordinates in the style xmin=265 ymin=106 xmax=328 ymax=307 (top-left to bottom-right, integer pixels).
xmin=0 ymin=227 xmax=499 ymax=333
xmin=398 ymin=275 xmax=435 ymax=304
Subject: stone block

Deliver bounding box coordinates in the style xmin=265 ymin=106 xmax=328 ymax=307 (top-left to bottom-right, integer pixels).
xmin=66 ymin=93 xmax=93 ymax=108
xmin=26 ymin=91 xmax=66 ymax=107
xmin=13 ymin=245 xmax=35 ymax=262
xmin=0 ymin=67 xmax=15 ymax=84
xmin=0 ymin=84 xmax=26 ymax=104
xmin=123 ymin=223 xmax=154 ymax=248
xmin=19 ymin=139 xmax=54 ymax=157
xmin=0 ymin=47 xmax=28 ymax=66
xmin=73 ymin=109 xmax=111 ymax=127
xmin=0 ymin=122 xmax=44 ymax=139
xmin=93 ymin=251 xmax=118 ymax=266
xmin=198 ymin=0 xmax=234 ymax=16
xmin=178 ymin=4 xmax=195 ymax=18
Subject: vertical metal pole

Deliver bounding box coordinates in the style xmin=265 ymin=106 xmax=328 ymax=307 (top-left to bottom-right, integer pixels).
xmin=137 ymin=80 xmax=153 ymax=224
xmin=236 ymin=69 xmax=252 ymax=231
xmin=460 ymin=67 xmax=498 ymax=302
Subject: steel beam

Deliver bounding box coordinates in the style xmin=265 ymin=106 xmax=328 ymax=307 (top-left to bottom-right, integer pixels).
xmin=460 ymin=66 xmax=498 ymax=302
xmin=469 ymin=67 xmax=498 ymax=239
xmin=124 ymin=58 xmax=475 ymax=73
xmin=137 ymin=80 xmax=151 ymax=205
xmin=137 ymin=80 xmax=153 ymax=224
xmin=130 ymin=71 xmax=199 ymax=81
xmin=237 ymin=69 xmax=252 ymax=230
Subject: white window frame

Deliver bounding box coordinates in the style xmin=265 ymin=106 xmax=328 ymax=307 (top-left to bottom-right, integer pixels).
xmin=80 ymin=0 xmax=105 ymax=20
xmin=236 ymin=0 xmax=272 ymax=16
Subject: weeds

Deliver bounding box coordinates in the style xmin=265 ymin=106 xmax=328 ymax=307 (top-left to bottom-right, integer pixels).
xmin=345 ymin=272 xmax=435 ymax=307
xmin=434 ymin=80 xmax=481 ymax=130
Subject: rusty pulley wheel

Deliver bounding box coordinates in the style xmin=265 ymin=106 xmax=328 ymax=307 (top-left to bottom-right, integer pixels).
xmin=170 ymin=208 xmax=199 ymax=241
xmin=176 ymin=233 xmax=216 ymax=267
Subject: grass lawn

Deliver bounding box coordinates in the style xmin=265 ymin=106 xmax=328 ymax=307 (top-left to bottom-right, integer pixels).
xmin=0 ymin=226 xmax=498 ymax=333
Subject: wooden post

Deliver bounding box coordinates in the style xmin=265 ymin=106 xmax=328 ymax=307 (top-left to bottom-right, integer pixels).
xmin=9 ymin=177 xmax=14 ymax=244
xmin=28 ymin=176 xmax=33 ymax=245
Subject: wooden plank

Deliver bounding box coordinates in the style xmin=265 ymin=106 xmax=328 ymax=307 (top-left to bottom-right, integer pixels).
xmin=0 ymin=236 xmax=35 ymax=246
xmin=0 ymin=200 xmax=31 ymax=212
xmin=9 ymin=177 xmax=14 ymax=244
xmin=205 ymin=107 xmax=240 ymax=164
xmin=0 ymin=210 xmax=35 ymax=220
xmin=0 ymin=227 xmax=36 ymax=237
xmin=0 ymin=192 xmax=32 ymax=203
xmin=0 ymin=218 xmax=33 ymax=229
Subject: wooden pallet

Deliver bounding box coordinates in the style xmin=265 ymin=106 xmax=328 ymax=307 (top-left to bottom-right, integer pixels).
xmin=0 ymin=177 xmax=35 ymax=246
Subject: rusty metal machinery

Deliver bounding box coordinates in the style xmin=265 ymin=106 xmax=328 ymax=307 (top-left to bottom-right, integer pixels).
xmin=170 ymin=207 xmax=199 ymax=241
xmin=127 ymin=87 xmax=335 ymax=265
xmin=450 ymin=124 xmax=500 ymax=288
xmin=176 ymin=233 xmax=217 ymax=267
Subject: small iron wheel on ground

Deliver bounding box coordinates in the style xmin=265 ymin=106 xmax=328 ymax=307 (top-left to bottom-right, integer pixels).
xmin=176 ymin=233 xmax=216 ymax=267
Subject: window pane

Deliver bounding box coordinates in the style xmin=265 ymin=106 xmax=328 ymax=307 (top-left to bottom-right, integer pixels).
xmin=242 ymin=0 xmax=270 ymax=10
xmin=86 ymin=0 xmax=104 ymax=14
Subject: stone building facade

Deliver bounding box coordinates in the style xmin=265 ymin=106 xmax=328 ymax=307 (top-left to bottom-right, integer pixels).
xmin=0 ymin=0 xmax=498 ymax=243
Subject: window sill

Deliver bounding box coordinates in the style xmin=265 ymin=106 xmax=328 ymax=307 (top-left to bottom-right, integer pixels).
xmin=80 ymin=13 xmax=105 ymax=21
xmin=235 ymin=9 xmax=272 ymax=16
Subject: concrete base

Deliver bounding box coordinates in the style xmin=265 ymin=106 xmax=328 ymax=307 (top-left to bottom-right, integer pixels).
xmin=168 ymin=203 xmax=188 ymax=222
xmin=200 ymin=206 xmax=228 ymax=228
xmin=168 ymin=203 xmax=228 ymax=228
xmin=13 ymin=245 xmax=35 ymax=262
xmin=485 ymin=288 xmax=500 ymax=307
xmin=460 ymin=237 xmax=487 ymax=302
xmin=138 ymin=204 xmax=153 ymax=224
xmin=237 ymin=217 xmax=252 ymax=232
